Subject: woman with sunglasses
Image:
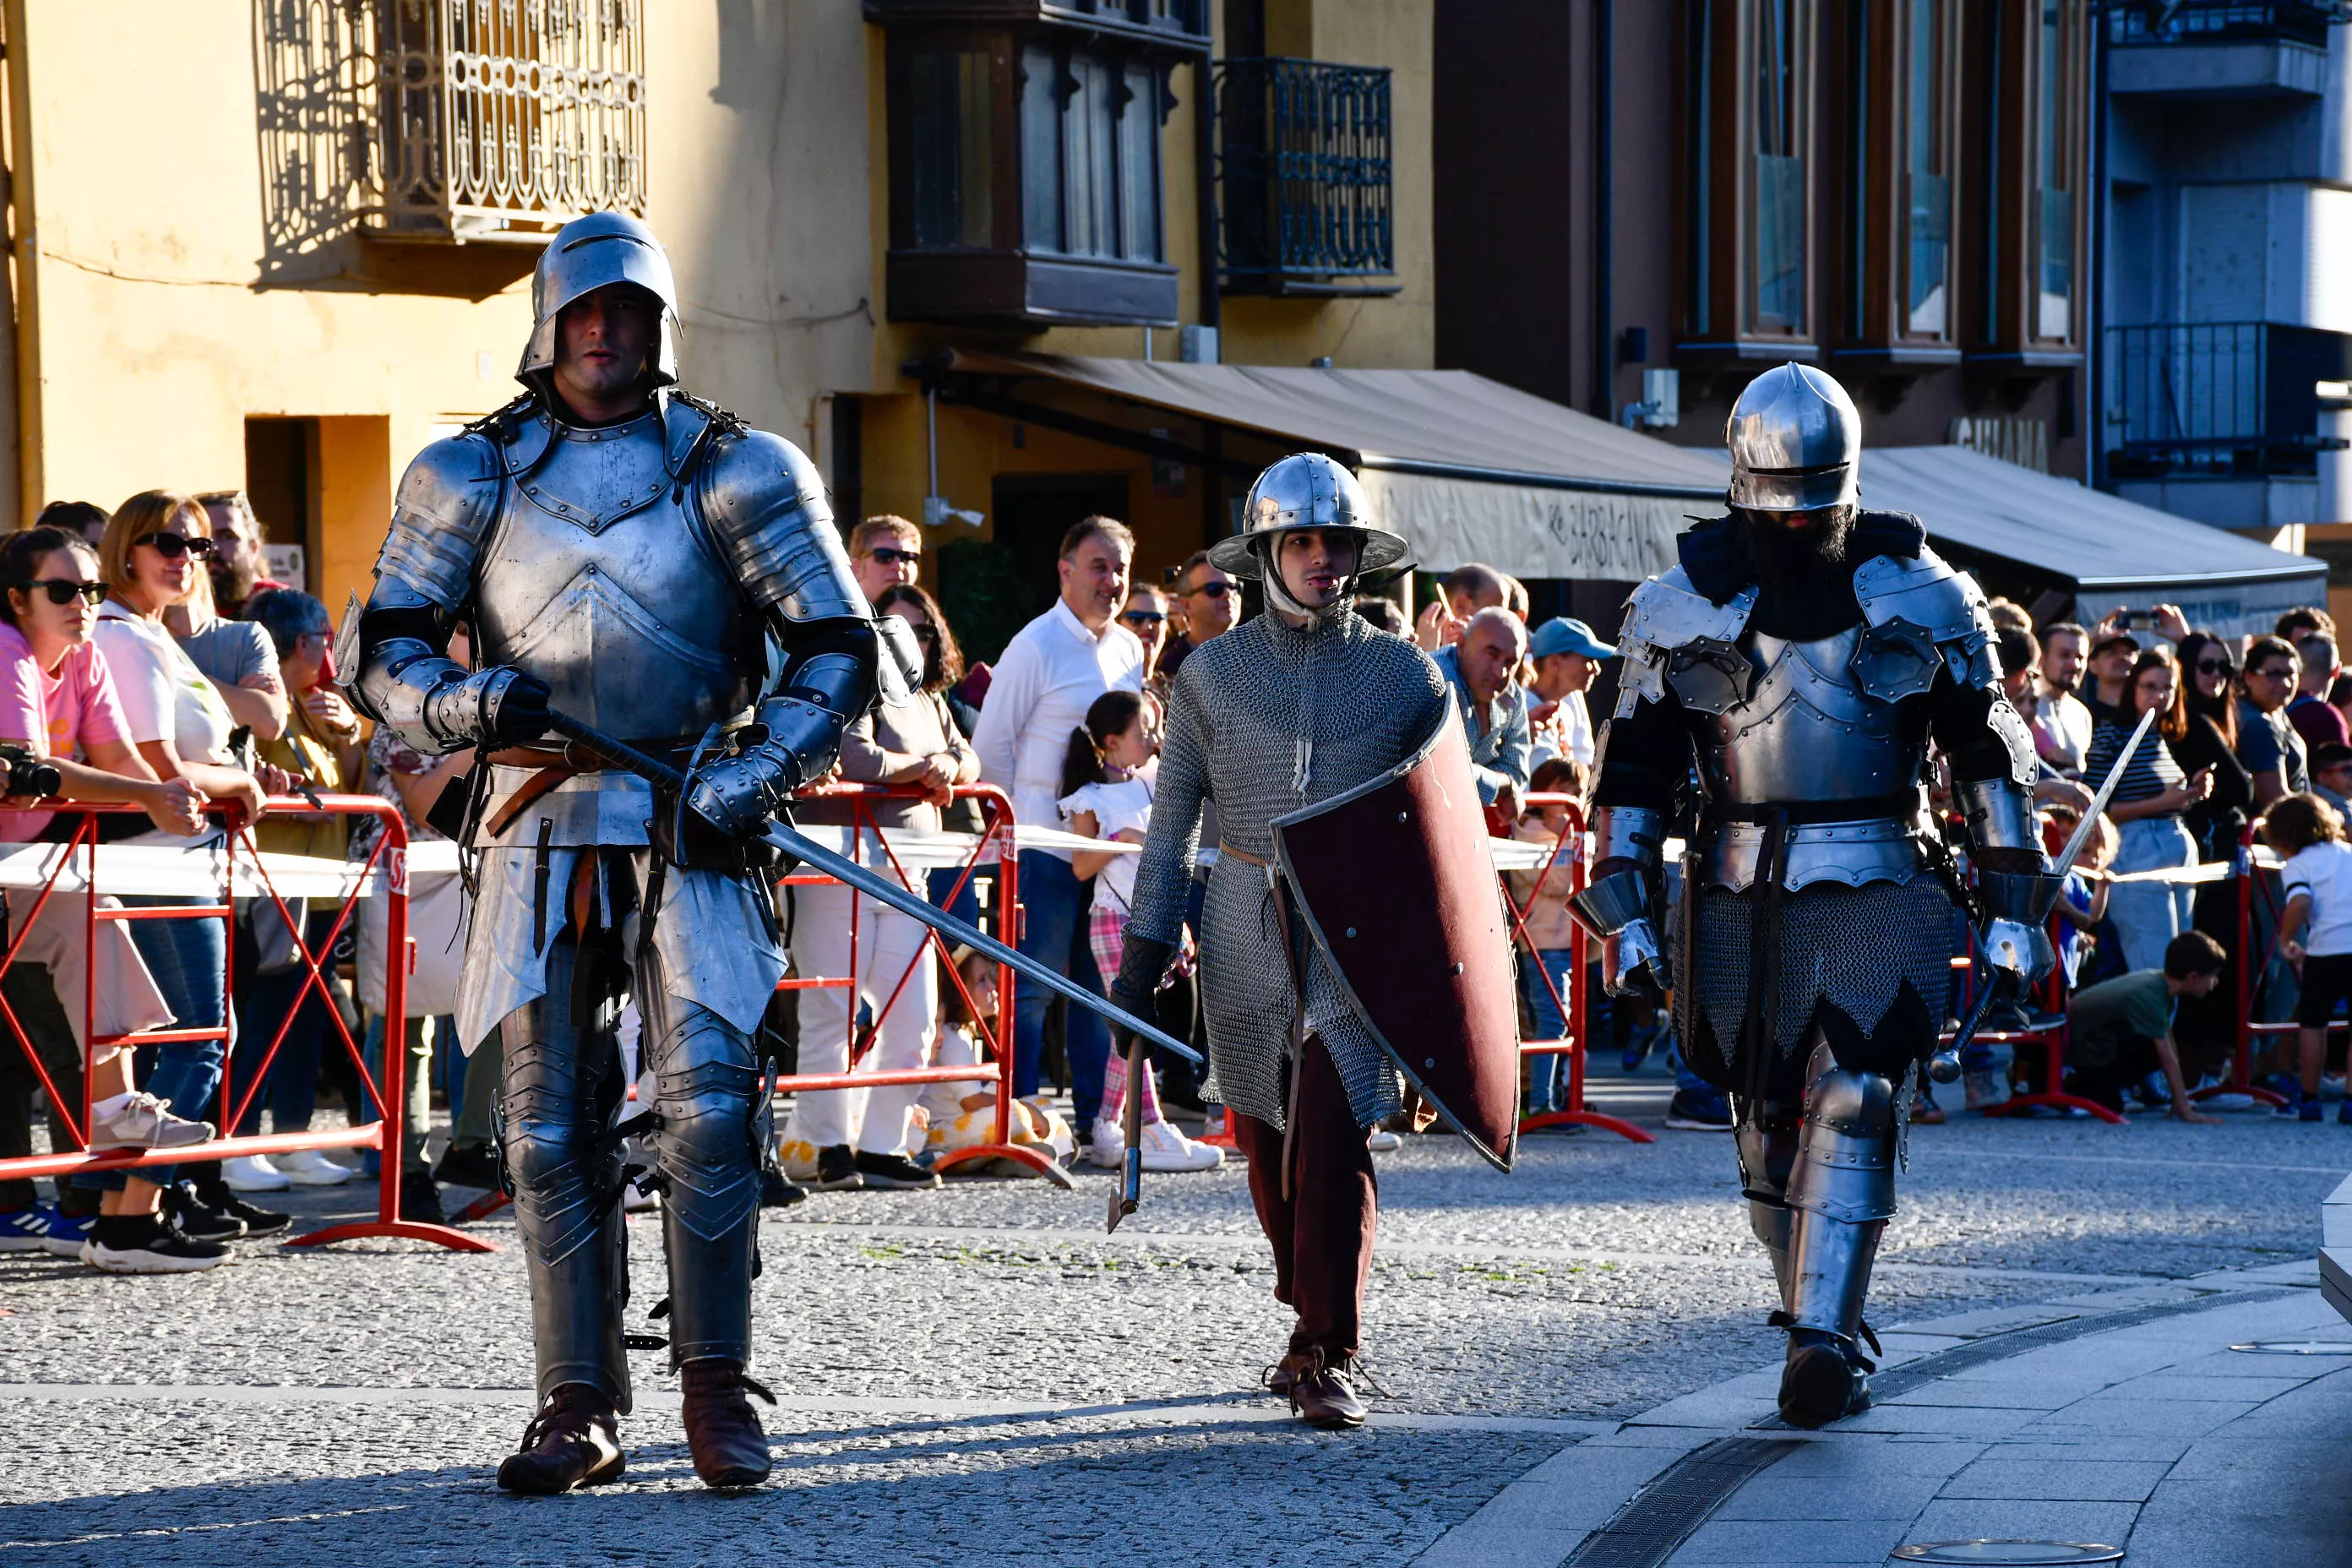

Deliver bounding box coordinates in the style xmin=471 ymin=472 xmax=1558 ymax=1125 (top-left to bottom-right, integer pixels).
xmin=0 ymin=525 xmax=222 ymax=1270
xmin=776 ymin=580 xmax=977 ymax=1192
xmin=2173 ymin=632 xmax=2253 ymax=861
xmin=162 ymin=507 xmax=287 ymax=744
xmin=86 ymin=492 xmax=273 ymax=1250
xmin=1120 ymin=585 xmax=1173 ymax=700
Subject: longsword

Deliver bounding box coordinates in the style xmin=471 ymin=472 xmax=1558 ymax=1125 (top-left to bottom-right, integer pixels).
xmin=538 ymin=709 xmax=1203 ymax=1070
xmin=1929 ymin=705 xmax=2159 ymax=1084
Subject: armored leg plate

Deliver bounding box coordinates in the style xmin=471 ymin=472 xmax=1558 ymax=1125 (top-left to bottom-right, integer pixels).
xmin=1781 ymin=1056 xmax=1898 ymax=1342
xmin=498 ymin=938 xmax=630 ymax=1408
xmin=1734 ymin=1093 xmax=1803 ymax=1309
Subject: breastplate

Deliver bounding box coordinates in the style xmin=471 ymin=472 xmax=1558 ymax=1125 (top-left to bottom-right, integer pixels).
xmin=1698 ymin=627 xmax=1921 ymax=804
xmin=471 ymin=415 xmax=756 ymax=739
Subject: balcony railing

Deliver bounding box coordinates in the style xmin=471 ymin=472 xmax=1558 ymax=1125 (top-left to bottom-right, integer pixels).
xmin=2104 ymin=1 xmax=2350 ymax=49
xmin=1213 ymin=57 xmax=1394 ymax=294
xmin=2106 ymin=321 xmax=2352 ymax=476
xmin=374 ymin=0 xmax=647 ymax=244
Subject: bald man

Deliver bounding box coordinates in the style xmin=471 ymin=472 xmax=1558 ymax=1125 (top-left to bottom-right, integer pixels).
xmin=1434 ymin=606 xmax=1532 ymax=814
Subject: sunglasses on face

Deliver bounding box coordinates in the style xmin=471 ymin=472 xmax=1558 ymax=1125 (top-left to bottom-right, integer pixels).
xmin=1122 ymin=610 xmax=1167 ymax=628
xmin=864 ymin=545 xmax=921 ymax=567
xmin=2196 ymin=659 xmax=2234 ymax=676
xmin=1187 ymin=581 xmax=1232 ymax=600
xmin=15 ymin=580 xmax=105 ymax=606
xmin=2252 ymin=666 xmax=2296 ymax=682
xmin=133 ymin=531 xmax=215 ymax=561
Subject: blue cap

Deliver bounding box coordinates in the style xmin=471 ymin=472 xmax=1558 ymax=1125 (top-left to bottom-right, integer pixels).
xmin=1530 ymin=617 xmax=1614 ymax=661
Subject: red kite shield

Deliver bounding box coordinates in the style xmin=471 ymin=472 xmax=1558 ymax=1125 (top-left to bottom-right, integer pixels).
xmin=1271 ymin=715 xmax=1521 ymax=1172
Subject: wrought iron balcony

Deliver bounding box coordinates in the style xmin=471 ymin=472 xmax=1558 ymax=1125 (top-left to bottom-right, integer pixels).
xmin=2105 ymin=321 xmax=2352 ymax=476
xmin=374 ymin=0 xmax=648 ymax=244
xmin=1213 ymin=57 xmax=1395 ymax=296
xmin=2104 ymin=1 xmax=2349 ymax=49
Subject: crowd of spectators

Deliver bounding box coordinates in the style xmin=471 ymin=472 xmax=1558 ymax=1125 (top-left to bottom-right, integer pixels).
xmin=9 ymin=490 xmax=2349 ymax=1277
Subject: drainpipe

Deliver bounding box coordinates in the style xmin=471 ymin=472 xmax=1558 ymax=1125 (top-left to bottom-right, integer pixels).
xmin=3 ymin=0 xmax=40 ymax=529
xmin=1592 ymin=0 xmax=1614 ymax=420
xmin=2088 ymin=0 xmax=2108 ymax=489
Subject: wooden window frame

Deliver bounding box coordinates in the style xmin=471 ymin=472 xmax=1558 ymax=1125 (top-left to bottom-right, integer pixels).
xmin=1836 ymin=0 xmax=1964 ymax=372
xmin=1966 ymin=0 xmax=2087 ymax=368
xmin=1676 ymin=0 xmax=1822 ymax=362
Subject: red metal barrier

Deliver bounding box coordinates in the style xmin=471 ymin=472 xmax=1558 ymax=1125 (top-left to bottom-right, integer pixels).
xmin=1504 ymin=794 xmax=1653 ymax=1144
xmin=0 ymin=796 xmax=489 ymax=1253
xmin=2220 ymin=820 xmax=2305 ymax=1108
xmin=452 ymin=780 xmax=1056 ymax=1225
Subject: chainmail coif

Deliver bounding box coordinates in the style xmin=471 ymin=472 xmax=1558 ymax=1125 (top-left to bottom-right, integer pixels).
xmin=1126 ymin=608 xmax=1450 ymax=1129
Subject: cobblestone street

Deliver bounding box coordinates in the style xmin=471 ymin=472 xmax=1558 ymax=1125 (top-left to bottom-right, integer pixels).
xmin=5 ymin=1070 xmax=2345 ymax=1566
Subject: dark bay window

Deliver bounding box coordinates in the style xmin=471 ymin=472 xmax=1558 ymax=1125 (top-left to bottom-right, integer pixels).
xmin=2033 ymin=0 xmax=2078 ymax=344
xmin=1678 ymin=0 xmax=1819 ymax=358
xmin=1903 ymin=0 xmax=1953 ymax=338
xmin=874 ymin=2 xmax=1206 ymax=328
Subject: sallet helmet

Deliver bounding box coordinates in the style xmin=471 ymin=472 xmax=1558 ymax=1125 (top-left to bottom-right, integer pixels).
xmin=1725 ymin=362 xmax=1862 ymax=512
xmin=516 ymin=211 xmax=683 ymax=389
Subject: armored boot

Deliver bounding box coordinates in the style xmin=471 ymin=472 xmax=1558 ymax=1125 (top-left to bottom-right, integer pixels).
xmin=680 ymin=1358 xmax=776 ymax=1487
xmin=497 ymin=1383 xmax=625 ymax=1494
xmin=1775 ymin=1058 xmax=1897 ymax=1429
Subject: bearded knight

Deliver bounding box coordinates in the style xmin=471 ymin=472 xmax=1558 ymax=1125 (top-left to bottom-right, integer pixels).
xmin=1580 ymin=363 xmax=2056 ymax=1426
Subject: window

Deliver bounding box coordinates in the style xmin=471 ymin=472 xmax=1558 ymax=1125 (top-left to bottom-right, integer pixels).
xmin=879 ymin=3 xmax=1203 ymax=327
xmin=1678 ymin=0 xmax=1816 ymax=354
xmin=1904 ymin=0 xmax=1952 ymax=337
xmin=2033 ymin=0 xmax=2077 ymax=341
xmin=911 ymin=51 xmax=997 ymax=250
xmin=1749 ymin=0 xmax=1807 ymax=334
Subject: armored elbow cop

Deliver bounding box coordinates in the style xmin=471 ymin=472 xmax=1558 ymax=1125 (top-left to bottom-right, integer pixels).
xmin=1955 ymin=778 xmax=2061 ymax=984
xmin=352 ymin=633 xmax=538 ymax=755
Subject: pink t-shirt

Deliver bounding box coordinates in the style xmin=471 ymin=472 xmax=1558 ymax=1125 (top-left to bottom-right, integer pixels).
xmin=0 ymin=623 xmax=130 ymax=841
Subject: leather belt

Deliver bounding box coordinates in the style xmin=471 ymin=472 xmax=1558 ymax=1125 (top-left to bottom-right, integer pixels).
xmin=1217 ymin=841 xmax=1269 ymax=868
xmin=1704 ymin=793 xmax=1916 ymax=828
xmin=481 ymin=739 xmax=689 ymax=840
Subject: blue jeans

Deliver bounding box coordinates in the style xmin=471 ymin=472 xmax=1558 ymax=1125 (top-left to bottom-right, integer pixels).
xmin=80 ymin=899 xmax=226 ymax=1192
xmin=2110 ymin=815 xmax=2197 ymax=976
xmin=1012 ymin=851 xmax=1109 ymax=1127
xmin=1519 ymin=948 xmax=1575 ymax=1110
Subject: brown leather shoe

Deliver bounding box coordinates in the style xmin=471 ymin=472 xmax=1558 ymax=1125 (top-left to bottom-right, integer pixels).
xmin=496 ymin=1385 xmax=624 ymax=1494
xmin=680 ymin=1359 xmax=776 ymax=1488
xmin=1289 ymin=1349 xmax=1370 ymax=1429
xmin=1264 ymin=1349 xmax=1314 ymax=1397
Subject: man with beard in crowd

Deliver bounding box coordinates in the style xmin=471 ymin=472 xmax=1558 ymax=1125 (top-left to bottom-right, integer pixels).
xmin=197 ymin=491 xmax=287 ymax=618
xmin=1578 ymin=363 xmax=2055 ymax=1427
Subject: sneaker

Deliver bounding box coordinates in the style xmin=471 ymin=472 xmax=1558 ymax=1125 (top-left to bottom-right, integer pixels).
xmin=1135 ymin=1119 xmax=1222 ymax=1173
xmin=810 ymin=1144 xmax=863 ymax=1191
xmin=220 ymin=1155 xmax=293 ymax=1192
xmin=2301 ymin=1096 xmax=2324 ymax=1124
xmin=2203 ymin=1092 xmax=2254 ymax=1112
xmin=80 ymin=1214 xmax=231 ymax=1273
xmin=39 ymin=1210 xmax=95 ymax=1258
xmin=272 ymin=1148 xmax=354 ymax=1187
xmin=0 ymin=1204 xmax=65 ymax=1253
xmin=1963 ymin=1070 xmax=2010 ymax=1112
xmin=195 ymin=1184 xmax=291 ymax=1239
xmin=1086 ymin=1119 xmax=1125 ymax=1170
xmin=432 ymin=1141 xmax=503 ymax=1190
xmin=2134 ymin=1071 xmax=2174 ymax=1110
xmin=2278 ymin=1093 xmax=2309 ymax=1119
xmin=161 ymin=1182 xmax=245 ymax=1242
xmin=1664 ymin=1085 xmax=1734 ymax=1131
xmin=1366 ymin=1128 xmax=1402 ymax=1152
xmin=853 ymin=1150 xmax=943 ymax=1190
xmin=87 ymin=1092 xmax=215 ymax=1152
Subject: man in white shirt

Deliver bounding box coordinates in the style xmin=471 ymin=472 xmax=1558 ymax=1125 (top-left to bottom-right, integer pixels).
xmin=1527 ymin=616 xmax=1609 ymax=773
xmin=971 ymin=517 xmax=1144 ymax=1134
xmin=2035 ymin=621 xmax=2095 ymax=776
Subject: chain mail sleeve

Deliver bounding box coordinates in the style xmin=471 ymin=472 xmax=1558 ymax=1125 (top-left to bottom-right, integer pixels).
xmin=1124 ymin=656 xmax=1213 ymax=951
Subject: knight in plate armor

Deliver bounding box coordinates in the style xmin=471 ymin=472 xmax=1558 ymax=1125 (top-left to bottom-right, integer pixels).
xmin=340 ymin=213 xmax=885 ymax=1491
xmin=1580 ymin=363 xmax=2057 ymax=1427
xmin=1112 ymin=453 xmax=1453 ymax=1430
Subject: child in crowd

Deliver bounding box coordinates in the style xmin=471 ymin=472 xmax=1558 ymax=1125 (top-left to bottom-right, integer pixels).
xmin=920 ymin=945 xmax=1074 ymax=1172
xmin=2265 ymin=791 xmax=2352 ymax=1122
xmin=1508 ymin=758 xmax=1585 ymax=1117
xmin=1057 ymin=689 xmax=1217 ymax=1173
xmin=2062 ymin=931 xmax=2224 ymax=1122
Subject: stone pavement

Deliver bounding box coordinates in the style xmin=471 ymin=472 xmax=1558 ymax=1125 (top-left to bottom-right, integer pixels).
xmin=3 ymin=1065 xmax=2349 ymax=1565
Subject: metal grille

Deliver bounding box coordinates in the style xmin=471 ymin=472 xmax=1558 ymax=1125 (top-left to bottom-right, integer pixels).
xmin=2105 ymin=321 xmax=2352 ymax=477
xmin=1213 ymin=57 xmax=1393 ymax=289
xmin=1564 ymin=1437 xmax=1806 ymax=1567
xmin=376 ymin=0 xmax=647 ymax=243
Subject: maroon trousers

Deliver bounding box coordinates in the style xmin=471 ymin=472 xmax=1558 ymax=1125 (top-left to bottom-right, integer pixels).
xmin=1229 ymin=1035 xmax=1379 ymax=1358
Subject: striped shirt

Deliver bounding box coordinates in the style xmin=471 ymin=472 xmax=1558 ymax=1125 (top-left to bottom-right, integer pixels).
xmin=2087 ymin=718 xmax=2186 ymax=809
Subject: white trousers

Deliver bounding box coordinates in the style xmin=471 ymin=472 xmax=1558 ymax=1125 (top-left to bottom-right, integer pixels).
xmin=7 ymin=890 xmax=172 ymax=1061
xmin=781 ymin=877 xmax=938 ymax=1156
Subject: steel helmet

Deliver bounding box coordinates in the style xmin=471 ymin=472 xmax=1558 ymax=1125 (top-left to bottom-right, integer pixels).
xmin=1725 ymin=362 xmax=1862 ymax=512
xmin=516 ymin=211 xmax=682 ymax=389
xmin=1208 ymin=452 xmax=1412 ymax=580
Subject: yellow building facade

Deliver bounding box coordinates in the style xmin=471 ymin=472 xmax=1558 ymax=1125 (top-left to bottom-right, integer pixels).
xmin=0 ymin=0 xmax=1432 ymax=630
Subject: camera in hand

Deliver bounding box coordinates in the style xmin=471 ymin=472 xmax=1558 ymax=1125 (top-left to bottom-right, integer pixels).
xmin=0 ymin=743 xmax=61 ymax=801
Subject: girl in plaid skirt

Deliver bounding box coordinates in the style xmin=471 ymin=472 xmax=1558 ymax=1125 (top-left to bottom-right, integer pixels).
xmin=1059 ymin=691 xmax=1216 ymax=1172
